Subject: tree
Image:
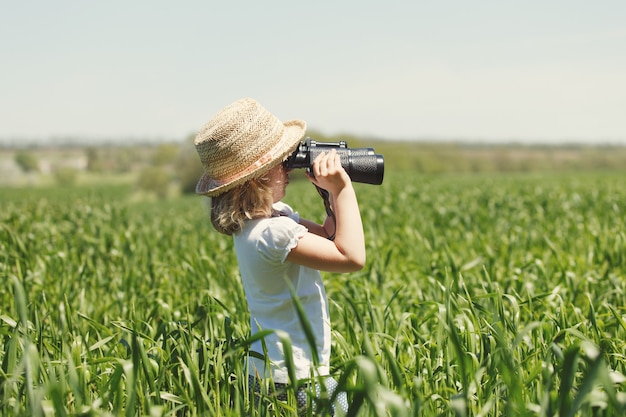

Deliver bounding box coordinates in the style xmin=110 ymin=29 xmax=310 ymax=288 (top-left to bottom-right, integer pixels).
xmin=54 ymin=167 xmax=78 ymax=186
xmin=86 ymin=148 xmax=105 ymax=173
xmin=15 ymin=151 xmax=39 ymax=172
xmin=175 ymin=135 xmax=204 ymax=194
xmin=152 ymin=143 xmax=180 ymax=166
xmin=136 ymin=166 xmax=170 ymax=199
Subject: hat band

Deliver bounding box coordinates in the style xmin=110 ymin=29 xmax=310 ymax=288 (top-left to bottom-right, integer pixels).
xmin=208 ymin=130 xmax=293 ymax=188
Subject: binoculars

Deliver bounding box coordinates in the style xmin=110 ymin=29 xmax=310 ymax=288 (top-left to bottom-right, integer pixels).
xmin=283 ymin=138 xmax=384 ymax=185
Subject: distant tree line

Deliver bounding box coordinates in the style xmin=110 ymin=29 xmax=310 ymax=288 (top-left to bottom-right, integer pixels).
xmin=9 ymin=132 xmax=626 ymax=196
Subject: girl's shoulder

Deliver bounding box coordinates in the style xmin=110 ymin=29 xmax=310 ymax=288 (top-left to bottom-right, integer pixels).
xmin=272 ymin=201 xmax=300 ymax=222
xmin=238 ymin=212 xmax=302 ymax=240
xmin=238 ymin=215 xmax=307 ymax=264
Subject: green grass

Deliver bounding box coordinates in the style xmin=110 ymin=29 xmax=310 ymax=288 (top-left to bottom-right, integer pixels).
xmin=1 ymin=171 xmax=625 ymax=416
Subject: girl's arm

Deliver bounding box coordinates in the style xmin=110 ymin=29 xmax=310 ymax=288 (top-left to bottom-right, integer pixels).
xmin=286 ymin=150 xmax=365 ymax=273
xmin=298 ymin=211 xmax=335 ymax=239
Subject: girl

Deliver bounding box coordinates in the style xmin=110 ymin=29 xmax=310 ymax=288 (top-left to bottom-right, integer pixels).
xmin=194 ymin=98 xmax=365 ymax=415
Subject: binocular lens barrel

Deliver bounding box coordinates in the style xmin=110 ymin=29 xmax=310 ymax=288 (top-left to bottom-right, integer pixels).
xmin=344 ymin=153 xmax=385 ymax=185
xmin=284 ymin=139 xmax=384 ymax=185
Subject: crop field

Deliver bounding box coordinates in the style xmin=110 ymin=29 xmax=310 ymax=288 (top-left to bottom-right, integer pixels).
xmin=1 ymin=171 xmax=625 ymax=416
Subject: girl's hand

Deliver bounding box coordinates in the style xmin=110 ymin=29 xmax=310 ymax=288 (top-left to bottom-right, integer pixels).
xmin=306 ymin=149 xmax=351 ymax=195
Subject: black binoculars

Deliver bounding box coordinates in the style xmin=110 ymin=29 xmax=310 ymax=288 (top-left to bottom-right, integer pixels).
xmin=283 ymin=138 xmax=384 ymax=185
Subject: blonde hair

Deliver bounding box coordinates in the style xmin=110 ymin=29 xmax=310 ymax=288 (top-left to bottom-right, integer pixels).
xmin=209 ymin=174 xmax=274 ymax=235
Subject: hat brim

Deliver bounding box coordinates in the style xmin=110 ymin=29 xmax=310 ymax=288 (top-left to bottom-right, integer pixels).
xmin=195 ymin=119 xmax=306 ymax=196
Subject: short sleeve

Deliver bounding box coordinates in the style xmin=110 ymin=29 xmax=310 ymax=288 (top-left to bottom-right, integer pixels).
xmin=256 ymin=217 xmax=308 ymax=263
xmin=272 ymin=201 xmax=300 ymax=223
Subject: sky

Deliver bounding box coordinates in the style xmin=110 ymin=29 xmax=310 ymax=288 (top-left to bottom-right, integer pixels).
xmin=1 ymin=1 xmax=625 ymax=145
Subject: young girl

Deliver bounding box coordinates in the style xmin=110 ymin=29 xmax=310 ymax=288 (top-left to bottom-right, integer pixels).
xmin=194 ymin=98 xmax=365 ymax=415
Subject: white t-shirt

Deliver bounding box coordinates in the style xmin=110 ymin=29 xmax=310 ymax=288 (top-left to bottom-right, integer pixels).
xmin=234 ymin=202 xmax=331 ymax=383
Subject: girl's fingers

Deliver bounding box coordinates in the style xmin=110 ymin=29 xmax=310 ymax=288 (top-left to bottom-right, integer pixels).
xmin=323 ymin=149 xmax=336 ymax=173
xmin=312 ymin=149 xmax=341 ymax=179
xmin=312 ymin=151 xmax=325 ymax=177
xmin=332 ymin=151 xmax=341 ymax=171
xmin=316 ymin=151 xmax=329 ymax=176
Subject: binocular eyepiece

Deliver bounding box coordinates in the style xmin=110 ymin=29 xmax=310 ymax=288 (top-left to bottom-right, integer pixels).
xmin=283 ymin=138 xmax=384 ymax=185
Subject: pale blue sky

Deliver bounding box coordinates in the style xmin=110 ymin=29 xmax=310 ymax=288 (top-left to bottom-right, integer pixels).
xmin=1 ymin=1 xmax=625 ymax=144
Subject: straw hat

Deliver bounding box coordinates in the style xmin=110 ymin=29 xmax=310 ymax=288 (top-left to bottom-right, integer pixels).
xmin=194 ymin=98 xmax=306 ymax=196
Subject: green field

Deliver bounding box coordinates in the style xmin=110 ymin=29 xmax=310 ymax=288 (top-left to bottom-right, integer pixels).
xmin=1 ymin=171 xmax=625 ymax=416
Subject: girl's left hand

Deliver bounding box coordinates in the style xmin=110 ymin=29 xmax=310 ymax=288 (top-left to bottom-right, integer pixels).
xmin=306 ymin=149 xmax=351 ymax=195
